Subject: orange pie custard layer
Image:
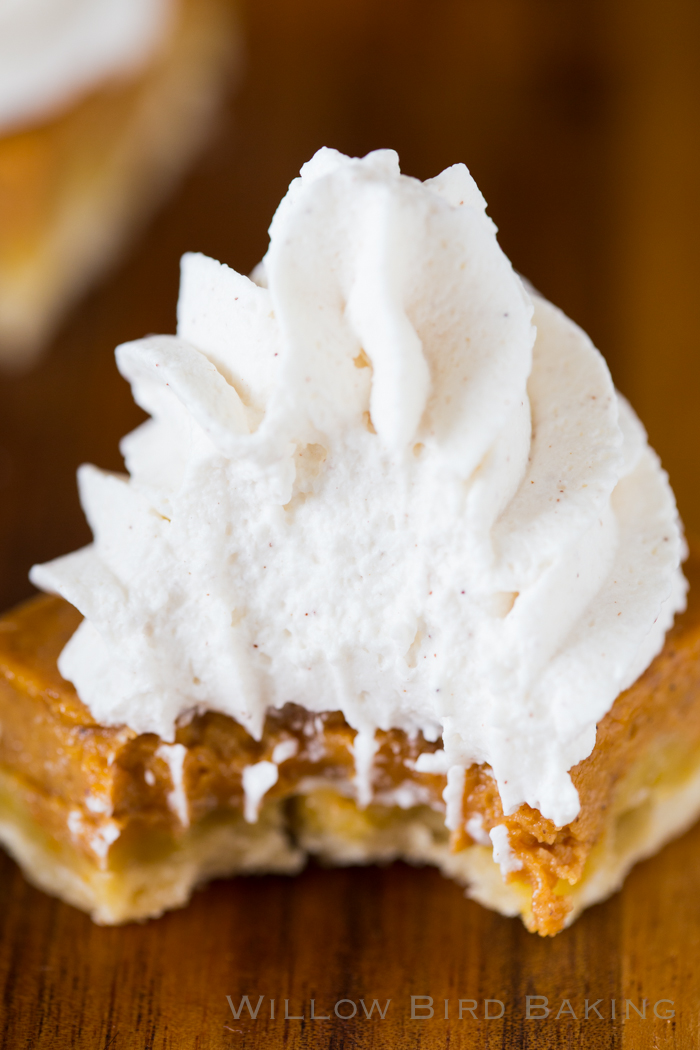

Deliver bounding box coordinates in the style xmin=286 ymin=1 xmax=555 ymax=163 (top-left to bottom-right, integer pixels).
xmin=1 ymin=557 xmax=699 ymax=936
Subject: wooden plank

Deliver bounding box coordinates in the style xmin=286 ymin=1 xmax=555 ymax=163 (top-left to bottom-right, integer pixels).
xmin=607 ymin=0 xmax=700 ymax=538
xmin=2 ymin=832 xmax=696 ymax=1048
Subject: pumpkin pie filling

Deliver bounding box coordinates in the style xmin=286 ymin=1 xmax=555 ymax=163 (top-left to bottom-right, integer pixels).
xmin=2 ymin=553 xmax=699 ymax=936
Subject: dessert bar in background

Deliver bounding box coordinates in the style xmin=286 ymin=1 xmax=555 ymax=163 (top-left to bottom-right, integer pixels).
xmin=0 ymin=0 xmax=238 ymax=368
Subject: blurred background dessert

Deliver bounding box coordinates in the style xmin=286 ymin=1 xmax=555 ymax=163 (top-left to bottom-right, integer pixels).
xmin=0 ymin=0 xmax=238 ymax=367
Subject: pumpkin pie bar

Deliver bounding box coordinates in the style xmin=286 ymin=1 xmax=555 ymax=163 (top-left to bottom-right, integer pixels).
xmin=8 ymin=149 xmax=692 ymax=934
xmin=0 ymin=0 xmax=237 ymax=366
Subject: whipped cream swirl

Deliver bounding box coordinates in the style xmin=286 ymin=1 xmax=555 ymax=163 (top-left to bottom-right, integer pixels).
xmin=0 ymin=0 xmax=172 ymax=133
xmin=32 ymin=148 xmax=686 ymax=827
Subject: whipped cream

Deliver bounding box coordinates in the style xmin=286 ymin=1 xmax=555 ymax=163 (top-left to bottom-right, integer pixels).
xmin=32 ymin=148 xmax=686 ymax=828
xmin=0 ymin=0 xmax=172 ymax=134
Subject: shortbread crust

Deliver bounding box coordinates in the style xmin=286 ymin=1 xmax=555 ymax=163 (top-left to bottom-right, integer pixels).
xmin=1 ymin=554 xmax=699 ymax=935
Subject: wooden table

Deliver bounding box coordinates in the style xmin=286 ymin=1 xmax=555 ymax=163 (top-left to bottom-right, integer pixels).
xmin=1 ymin=0 xmax=700 ymax=1045
xmin=1 ymin=823 xmax=700 ymax=1049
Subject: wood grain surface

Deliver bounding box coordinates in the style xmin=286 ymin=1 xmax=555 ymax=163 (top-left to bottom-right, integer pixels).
xmin=1 ymin=824 xmax=699 ymax=1050
xmin=1 ymin=0 xmax=700 ymax=1046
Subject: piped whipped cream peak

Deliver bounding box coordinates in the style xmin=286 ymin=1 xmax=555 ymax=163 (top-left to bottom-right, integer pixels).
xmin=0 ymin=0 xmax=172 ymax=133
xmin=31 ymin=147 xmax=687 ymax=828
